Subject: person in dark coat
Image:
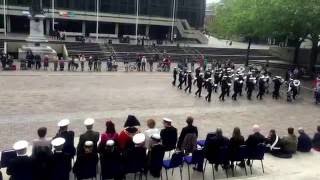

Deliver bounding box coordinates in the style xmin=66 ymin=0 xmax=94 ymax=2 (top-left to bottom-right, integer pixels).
xmin=7 ymin=141 xmax=33 ymax=180
xmin=272 ymin=76 xmax=283 ymax=99
xmin=73 ymin=141 xmax=99 ymax=179
xmin=204 ymin=128 xmax=229 ymax=170
xmin=205 ymin=78 xmax=213 ymax=102
xmin=177 ymin=70 xmax=184 ymax=90
xmin=246 ymin=77 xmax=255 ymax=100
xmin=160 ymin=118 xmax=178 ymax=151
xmin=194 ymin=73 xmax=204 ymax=97
xmin=245 ymin=125 xmax=265 ymax=165
xmin=77 ymin=118 xmax=100 ymax=155
xmin=148 ymin=134 xmax=165 ymax=178
xmin=257 ymin=76 xmax=266 ymax=100
xmin=177 ymin=116 xmax=198 ymax=150
xmin=51 ymin=137 xmax=72 ymax=180
xmin=184 ymin=71 xmax=193 ymax=93
xmin=219 ymin=76 xmax=228 ymax=101
xmin=172 ymin=67 xmax=178 ymax=86
xmin=35 ymin=55 xmax=42 ymax=70
xmin=54 ymin=119 xmax=76 ymax=159
xmin=312 ymin=125 xmax=320 ymax=151
xmin=100 ymin=140 xmax=124 ymax=180
xmin=118 ymin=115 xmax=141 ymax=151
xmin=232 ymin=77 xmax=241 ymax=101
xmin=297 ymin=128 xmax=312 ymax=152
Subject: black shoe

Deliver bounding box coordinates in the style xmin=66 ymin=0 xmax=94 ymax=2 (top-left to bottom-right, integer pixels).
xmin=193 ymin=167 xmax=203 ymax=172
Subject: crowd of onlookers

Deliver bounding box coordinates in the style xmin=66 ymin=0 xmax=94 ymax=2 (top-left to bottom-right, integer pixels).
xmin=2 ymin=115 xmax=320 ymax=180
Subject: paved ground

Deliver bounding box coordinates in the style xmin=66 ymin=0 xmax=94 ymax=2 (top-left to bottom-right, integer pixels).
xmin=0 ymin=70 xmax=320 ymax=179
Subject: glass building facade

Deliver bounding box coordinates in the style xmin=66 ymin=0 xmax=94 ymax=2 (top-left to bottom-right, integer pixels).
xmin=7 ymin=0 xmax=205 ymax=28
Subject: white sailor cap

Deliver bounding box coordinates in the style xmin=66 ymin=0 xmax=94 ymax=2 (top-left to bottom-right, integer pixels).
xmin=163 ymin=117 xmax=173 ymax=123
xmin=151 ymin=133 xmax=161 ymax=140
xmin=207 ymin=78 xmax=212 ymax=81
xmin=84 ymin=141 xmax=94 ymax=147
xmin=51 ymin=137 xmax=65 ymax=147
xmin=188 ymin=71 xmax=192 ymax=73
xmin=84 ymin=118 xmax=95 ymax=126
xmin=200 ymin=73 xmax=204 ymax=76
xmin=133 ymin=133 xmax=146 ymax=144
xmin=58 ymin=119 xmax=70 ymax=127
xmin=106 ymin=140 xmax=115 ymax=146
xmin=174 ymin=67 xmax=177 ymax=69
xmin=275 ymin=76 xmax=282 ymax=79
xmin=13 ymin=140 xmax=28 ymax=151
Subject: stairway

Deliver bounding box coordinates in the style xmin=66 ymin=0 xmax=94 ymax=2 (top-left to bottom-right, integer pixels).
xmin=65 ymin=42 xmax=109 ymax=59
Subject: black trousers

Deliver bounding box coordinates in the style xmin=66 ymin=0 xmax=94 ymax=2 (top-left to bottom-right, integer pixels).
xmin=178 ymin=80 xmax=183 ymax=89
xmin=219 ymin=90 xmax=227 ymax=101
xmin=195 ymin=86 xmax=202 ymax=97
xmin=206 ymin=90 xmax=212 ymax=102
xmin=257 ymin=91 xmax=265 ymax=100
xmin=172 ymin=77 xmax=176 ymax=86
xmin=185 ymin=83 xmax=192 ymax=93
xmin=232 ymin=91 xmax=238 ymax=100
xmin=273 ymin=88 xmax=280 ymax=99
xmin=247 ymin=89 xmax=253 ymax=100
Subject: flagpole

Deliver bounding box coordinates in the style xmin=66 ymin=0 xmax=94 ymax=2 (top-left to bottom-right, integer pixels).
xmin=135 ymin=0 xmax=139 ymax=44
xmin=171 ymin=0 xmax=176 ymax=41
xmin=3 ymin=0 xmax=6 ymax=37
xmin=52 ymin=0 xmax=55 ymax=31
xmin=96 ymin=0 xmax=99 ymax=42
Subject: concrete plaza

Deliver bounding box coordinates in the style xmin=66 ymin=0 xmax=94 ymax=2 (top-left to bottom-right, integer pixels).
xmin=0 ymin=70 xmax=320 ymax=179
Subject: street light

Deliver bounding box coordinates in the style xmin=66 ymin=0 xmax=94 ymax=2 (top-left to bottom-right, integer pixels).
xmin=171 ymin=0 xmax=176 ymax=42
xmin=52 ymin=0 xmax=55 ymax=31
xmin=3 ymin=0 xmax=6 ymax=37
xmin=135 ymin=0 xmax=139 ymax=44
xmin=96 ymin=0 xmax=100 ymax=42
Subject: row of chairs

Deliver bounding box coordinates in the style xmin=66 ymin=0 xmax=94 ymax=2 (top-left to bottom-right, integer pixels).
xmin=162 ymin=143 xmax=266 ymax=180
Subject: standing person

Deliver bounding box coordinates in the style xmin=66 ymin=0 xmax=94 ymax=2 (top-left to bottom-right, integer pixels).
xmin=205 ymin=78 xmax=213 ymax=102
xmin=26 ymin=50 xmax=34 ymax=69
xmin=272 ymin=76 xmax=283 ymax=99
xmin=219 ymin=76 xmax=228 ymax=101
xmin=136 ymin=55 xmax=141 ymax=72
xmin=93 ymin=56 xmax=98 ymax=72
xmin=172 ymin=67 xmax=178 ymax=86
xmin=194 ymin=73 xmax=204 ymax=97
xmin=77 ymin=118 xmax=100 ymax=156
xmin=67 ymin=57 xmax=72 ymax=71
xmin=1 ymin=52 xmax=7 ymax=70
xmin=247 ymin=77 xmax=255 ymax=100
xmin=6 ymin=141 xmax=33 ymax=180
xmin=149 ymin=55 xmax=154 ymax=72
xmin=184 ymin=71 xmax=193 ymax=93
xmin=59 ymin=57 xmax=65 ymax=71
xmin=118 ymin=115 xmax=141 ymax=152
xmin=51 ymin=138 xmax=72 ymax=180
xmin=97 ymin=58 xmax=102 ymax=72
xmin=98 ymin=120 xmax=119 ymax=152
xmin=53 ymin=55 xmax=59 ymax=71
xmin=35 ymin=55 xmax=41 ymax=70
xmin=195 ymin=67 xmax=201 ymax=79
xmin=80 ymin=54 xmax=86 ymax=72
xmin=232 ymin=77 xmax=241 ymax=101
xmin=43 ymin=55 xmax=49 ymax=71
xmin=191 ymin=58 xmax=195 ymax=72
xmin=160 ymin=118 xmax=178 ymax=152
xmin=148 ymin=134 xmax=165 ymax=178
xmin=54 ymin=119 xmax=76 ymax=161
xmin=144 ymin=119 xmax=160 ymax=150
xmin=124 ymin=53 xmax=129 ymax=72
xmin=141 ymin=56 xmax=147 ymax=72
xmin=177 ymin=70 xmax=184 ymax=90
xmin=32 ymin=127 xmax=52 ymax=157
xmin=88 ymin=56 xmax=93 ymax=71
xmin=257 ymin=76 xmax=266 ymax=100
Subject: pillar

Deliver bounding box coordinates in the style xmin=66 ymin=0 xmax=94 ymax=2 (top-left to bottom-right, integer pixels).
xmin=6 ymin=16 xmax=10 ymax=33
xmin=145 ymin=25 xmax=149 ymax=37
xmin=46 ymin=19 xmax=50 ymax=35
xmin=82 ymin=21 xmax=86 ymax=35
xmin=115 ymin=23 xmax=119 ymax=36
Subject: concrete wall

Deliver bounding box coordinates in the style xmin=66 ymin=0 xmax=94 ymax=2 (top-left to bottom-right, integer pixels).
xmin=7 ymin=41 xmax=64 ymax=54
xmin=269 ymin=46 xmax=320 ymax=67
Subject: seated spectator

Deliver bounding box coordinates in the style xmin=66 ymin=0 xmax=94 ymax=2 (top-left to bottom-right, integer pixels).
xmin=312 ymin=125 xmax=320 ymax=151
xmin=51 ymin=138 xmax=72 ymax=180
xmin=118 ymin=115 xmax=141 ymax=151
xmin=77 ymin=118 xmax=100 ymax=155
xmin=281 ymin=127 xmax=298 ymax=154
xmin=7 ymin=140 xmax=33 ymax=180
xmin=229 ymin=127 xmax=245 ymax=167
xmin=204 ymin=128 xmax=229 ymax=170
xmin=99 ymin=120 xmax=119 ymax=152
xmin=245 ymin=125 xmax=265 ymax=165
xmin=265 ymin=129 xmax=290 ymax=158
xmin=32 ymin=127 xmax=52 ymax=157
xmin=160 ymin=118 xmax=178 ymax=151
xmin=100 ymin=140 xmax=124 ymax=180
xmin=148 ymin=134 xmax=165 ymax=178
xmin=73 ymin=141 xmax=99 ymax=179
xmin=297 ymin=127 xmax=312 ymax=152
xmin=144 ymin=119 xmax=160 ymax=150
xmin=177 ymin=116 xmax=198 ymax=154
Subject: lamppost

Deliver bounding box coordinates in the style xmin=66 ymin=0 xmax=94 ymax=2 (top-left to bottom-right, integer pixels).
xmin=135 ymin=0 xmax=139 ymax=44
xmin=3 ymin=0 xmax=6 ymax=37
xmin=96 ymin=0 xmax=100 ymax=42
xmin=171 ymin=0 xmax=176 ymax=42
xmin=51 ymin=0 xmax=55 ymax=31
